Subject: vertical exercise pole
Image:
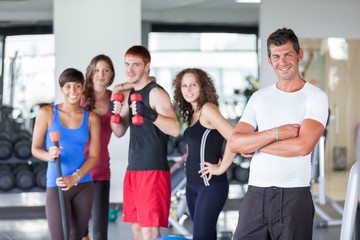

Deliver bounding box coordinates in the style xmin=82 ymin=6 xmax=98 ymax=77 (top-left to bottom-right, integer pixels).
xmin=318 ymin=136 xmax=326 ymax=204
xmin=340 ymin=161 xmax=360 ymax=240
xmin=50 ymin=132 xmax=69 ymax=240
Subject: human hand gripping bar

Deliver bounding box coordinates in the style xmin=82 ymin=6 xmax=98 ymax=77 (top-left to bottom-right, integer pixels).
xmin=50 ymin=132 xmax=62 ymax=178
xmin=111 ymin=93 xmax=124 ymax=123
xmin=50 ymin=132 xmax=69 ymax=240
xmin=131 ymin=93 xmax=158 ymax=125
xmin=130 ymin=93 xmax=144 ymax=125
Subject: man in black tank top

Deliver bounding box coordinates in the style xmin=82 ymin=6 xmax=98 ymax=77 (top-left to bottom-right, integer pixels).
xmin=110 ymin=45 xmax=180 ymax=240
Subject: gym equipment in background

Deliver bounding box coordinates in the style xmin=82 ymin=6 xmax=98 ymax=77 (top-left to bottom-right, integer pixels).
xmin=0 ymin=104 xmax=46 ymax=194
xmin=50 ymin=132 xmax=69 ymax=240
xmin=108 ymin=207 xmax=119 ymax=222
xmin=340 ymin=160 xmax=360 ymax=240
xmin=130 ymin=93 xmax=144 ymax=125
xmin=226 ymin=154 xmax=250 ymax=198
xmin=167 ymin=136 xmax=187 ymax=158
xmin=312 ymin=136 xmax=343 ymax=227
xmin=13 ymin=164 xmax=35 ymax=190
xmin=168 ymin=157 xmax=191 ymax=237
xmin=33 ymin=163 xmax=47 ymax=190
xmin=11 ymin=130 xmax=32 ymax=159
xmin=340 ymin=126 xmax=360 ymax=240
xmin=0 ymin=133 xmax=13 ymax=160
xmin=111 ymin=93 xmax=124 ymax=123
xmin=234 ymin=164 xmax=250 ymax=184
xmin=0 ymin=164 xmax=15 ymax=191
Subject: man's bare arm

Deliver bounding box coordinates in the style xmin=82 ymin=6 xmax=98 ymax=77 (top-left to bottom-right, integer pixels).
xmin=229 ymin=121 xmax=300 ymax=154
xmin=110 ymin=86 xmax=130 ymax=138
xmin=259 ymin=119 xmax=324 ymax=157
xmin=149 ymin=87 xmax=180 ymax=137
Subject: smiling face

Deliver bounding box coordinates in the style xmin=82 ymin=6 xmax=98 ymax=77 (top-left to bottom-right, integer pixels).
xmin=92 ymin=60 xmax=114 ymax=88
xmin=124 ymin=55 xmax=149 ymax=84
xmin=181 ymin=73 xmax=201 ymax=107
xmin=61 ymin=81 xmax=84 ymax=104
xmin=268 ymin=41 xmax=303 ymax=82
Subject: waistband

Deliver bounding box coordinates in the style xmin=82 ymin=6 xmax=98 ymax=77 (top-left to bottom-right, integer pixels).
xmin=248 ymin=185 xmax=310 ymax=193
xmin=248 ymin=185 xmax=310 ymax=224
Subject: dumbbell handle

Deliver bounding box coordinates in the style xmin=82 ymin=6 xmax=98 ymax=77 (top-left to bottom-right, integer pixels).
xmin=111 ymin=93 xmax=124 ymax=123
xmin=130 ymin=93 xmax=144 ymax=125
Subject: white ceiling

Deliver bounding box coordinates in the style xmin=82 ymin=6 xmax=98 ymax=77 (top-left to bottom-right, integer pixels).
xmin=0 ymin=0 xmax=259 ymax=27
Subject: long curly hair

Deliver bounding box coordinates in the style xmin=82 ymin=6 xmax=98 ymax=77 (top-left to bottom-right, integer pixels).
xmin=172 ymin=68 xmax=218 ymax=126
xmin=83 ymin=54 xmax=115 ymax=111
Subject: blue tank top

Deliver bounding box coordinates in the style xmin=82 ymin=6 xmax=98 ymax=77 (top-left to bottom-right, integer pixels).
xmin=183 ymin=121 xmax=227 ymax=186
xmin=45 ymin=104 xmax=92 ymax=187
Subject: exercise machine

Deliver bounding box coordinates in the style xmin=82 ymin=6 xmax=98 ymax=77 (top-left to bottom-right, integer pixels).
xmin=340 ymin=160 xmax=360 ymax=239
xmin=312 ymin=136 xmax=343 ymax=227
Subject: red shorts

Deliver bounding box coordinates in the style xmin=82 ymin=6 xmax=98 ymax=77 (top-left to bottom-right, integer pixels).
xmin=123 ymin=170 xmax=171 ymax=228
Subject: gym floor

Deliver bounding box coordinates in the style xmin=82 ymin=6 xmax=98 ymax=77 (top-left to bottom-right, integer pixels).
xmin=0 ymin=184 xmax=343 ymax=240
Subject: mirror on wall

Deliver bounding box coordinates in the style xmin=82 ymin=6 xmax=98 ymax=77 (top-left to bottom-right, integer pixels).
xmin=300 ymin=38 xmax=360 ymax=201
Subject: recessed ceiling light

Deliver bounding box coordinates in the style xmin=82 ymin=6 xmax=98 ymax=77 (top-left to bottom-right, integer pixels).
xmin=235 ymin=0 xmax=261 ymax=3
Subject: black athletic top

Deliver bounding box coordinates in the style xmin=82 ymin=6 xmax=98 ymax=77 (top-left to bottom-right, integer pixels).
xmin=183 ymin=120 xmax=227 ymax=186
xmin=127 ymin=82 xmax=169 ymax=171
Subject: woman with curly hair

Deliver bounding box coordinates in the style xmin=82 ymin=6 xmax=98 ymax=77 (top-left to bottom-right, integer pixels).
xmin=172 ymin=68 xmax=235 ymax=240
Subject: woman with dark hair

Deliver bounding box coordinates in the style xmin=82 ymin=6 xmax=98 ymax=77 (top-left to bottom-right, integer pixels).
xmin=172 ymin=68 xmax=235 ymax=240
xmin=31 ymin=68 xmax=100 ymax=240
xmin=81 ymin=54 xmax=115 ymax=240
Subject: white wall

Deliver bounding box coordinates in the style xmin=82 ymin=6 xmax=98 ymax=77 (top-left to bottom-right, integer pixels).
xmin=259 ymin=0 xmax=360 ymax=87
xmin=54 ymin=0 xmax=141 ymax=203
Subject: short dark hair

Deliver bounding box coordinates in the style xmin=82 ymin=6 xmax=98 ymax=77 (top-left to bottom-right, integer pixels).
xmin=267 ymin=28 xmax=300 ymax=57
xmin=125 ymin=45 xmax=151 ymax=65
xmin=59 ymin=68 xmax=84 ymax=87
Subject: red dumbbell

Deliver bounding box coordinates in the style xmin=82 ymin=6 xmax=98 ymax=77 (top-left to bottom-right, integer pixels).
xmin=130 ymin=93 xmax=144 ymax=125
xmin=111 ymin=93 xmax=124 ymax=123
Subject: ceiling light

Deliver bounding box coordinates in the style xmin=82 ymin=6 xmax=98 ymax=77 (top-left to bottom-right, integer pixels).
xmin=235 ymin=0 xmax=261 ymax=3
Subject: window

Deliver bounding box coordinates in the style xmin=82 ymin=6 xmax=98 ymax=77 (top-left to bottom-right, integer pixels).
xmin=2 ymin=34 xmax=55 ymax=131
xmin=148 ymin=32 xmax=259 ymax=122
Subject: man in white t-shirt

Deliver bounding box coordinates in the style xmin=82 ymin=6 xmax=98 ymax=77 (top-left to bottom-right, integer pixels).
xmin=229 ymin=28 xmax=328 ymax=240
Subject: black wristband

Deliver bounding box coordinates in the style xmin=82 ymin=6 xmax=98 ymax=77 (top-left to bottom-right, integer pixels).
xmin=148 ymin=110 xmax=158 ymax=122
xmin=136 ymin=101 xmax=158 ymax=122
xmin=109 ymin=100 xmax=115 ymax=115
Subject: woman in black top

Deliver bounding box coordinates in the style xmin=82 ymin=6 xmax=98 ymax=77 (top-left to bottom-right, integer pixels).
xmin=173 ymin=68 xmax=236 ymax=240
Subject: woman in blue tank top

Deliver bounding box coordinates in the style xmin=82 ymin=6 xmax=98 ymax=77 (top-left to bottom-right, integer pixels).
xmin=172 ymin=68 xmax=236 ymax=240
xmin=32 ymin=68 xmax=100 ymax=240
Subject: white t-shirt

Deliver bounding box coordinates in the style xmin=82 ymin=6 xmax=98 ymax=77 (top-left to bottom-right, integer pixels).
xmin=240 ymin=82 xmax=328 ymax=187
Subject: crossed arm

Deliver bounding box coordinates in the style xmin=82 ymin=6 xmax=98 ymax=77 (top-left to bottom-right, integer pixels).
xmin=229 ymin=118 xmax=324 ymax=158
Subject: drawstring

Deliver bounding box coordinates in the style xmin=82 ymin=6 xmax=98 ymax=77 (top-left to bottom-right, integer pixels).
xmin=262 ymin=188 xmax=266 ymax=223
xmin=279 ymin=188 xmax=283 ymax=224
xmin=260 ymin=187 xmax=283 ymax=224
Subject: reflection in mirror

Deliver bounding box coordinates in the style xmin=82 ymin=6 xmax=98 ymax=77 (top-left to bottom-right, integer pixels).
xmin=300 ymin=38 xmax=360 ymax=204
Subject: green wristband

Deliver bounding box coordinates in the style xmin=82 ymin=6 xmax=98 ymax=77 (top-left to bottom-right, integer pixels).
xmin=276 ymin=127 xmax=279 ymax=141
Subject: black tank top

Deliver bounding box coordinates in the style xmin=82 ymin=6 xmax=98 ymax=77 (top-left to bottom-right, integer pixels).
xmin=183 ymin=120 xmax=227 ymax=185
xmin=127 ymin=82 xmax=169 ymax=171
